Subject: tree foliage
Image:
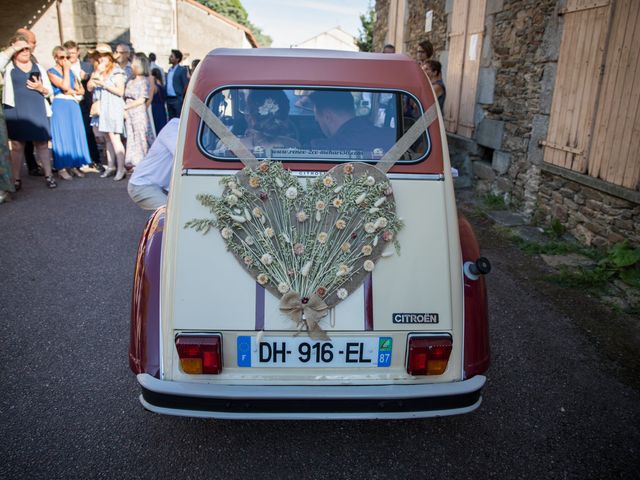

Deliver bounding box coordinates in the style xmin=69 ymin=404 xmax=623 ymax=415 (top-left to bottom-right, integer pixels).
xmin=356 ymin=2 xmax=376 ymax=52
xmin=197 ymin=0 xmax=272 ymax=47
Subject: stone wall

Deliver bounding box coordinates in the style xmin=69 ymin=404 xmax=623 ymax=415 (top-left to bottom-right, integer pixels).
xmin=29 ymin=1 xmax=68 ymax=70
xmin=406 ymin=0 xmax=448 ymax=65
xmin=69 ymin=1 xmax=99 ymax=49
xmin=373 ymin=1 xmax=390 ymax=52
xmin=94 ymin=0 xmax=130 ymax=46
xmin=177 ymin=0 xmax=247 ymax=64
xmin=475 ymin=0 xmax=560 ymax=215
xmin=538 ymin=170 xmax=640 ymax=247
xmin=130 ymin=0 xmax=176 ymax=68
xmin=374 ymin=0 xmax=447 ymax=60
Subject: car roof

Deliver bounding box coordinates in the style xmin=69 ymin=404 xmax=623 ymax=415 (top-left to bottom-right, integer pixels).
xmin=191 ymin=48 xmax=431 ymax=96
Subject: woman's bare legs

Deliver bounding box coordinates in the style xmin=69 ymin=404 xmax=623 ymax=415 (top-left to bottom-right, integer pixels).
xmin=109 ymin=132 xmax=126 ymax=180
xmin=34 ymin=141 xmax=53 ymax=177
xmin=94 ymin=127 xmax=115 ymax=176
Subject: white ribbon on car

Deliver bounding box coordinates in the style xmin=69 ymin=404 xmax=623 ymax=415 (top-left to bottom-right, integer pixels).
xmin=189 ymin=94 xmax=438 ymax=173
xmin=189 ymin=95 xmax=259 ymax=169
xmin=374 ymin=103 xmax=438 ymax=173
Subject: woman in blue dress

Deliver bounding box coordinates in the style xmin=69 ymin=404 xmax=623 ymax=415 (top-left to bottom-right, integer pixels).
xmin=47 ymin=46 xmax=91 ymax=180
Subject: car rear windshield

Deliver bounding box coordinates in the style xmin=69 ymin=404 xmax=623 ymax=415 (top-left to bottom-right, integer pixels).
xmin=198 ymin=87 xmax=431 ymax=163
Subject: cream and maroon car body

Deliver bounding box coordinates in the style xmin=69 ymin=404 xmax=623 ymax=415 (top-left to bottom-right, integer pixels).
xmin=129 ymin=49 xmax=490 ymax=419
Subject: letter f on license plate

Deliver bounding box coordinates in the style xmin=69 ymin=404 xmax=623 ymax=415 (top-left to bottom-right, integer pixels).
xmin=237 ymin=336 xmax=392 ymax=368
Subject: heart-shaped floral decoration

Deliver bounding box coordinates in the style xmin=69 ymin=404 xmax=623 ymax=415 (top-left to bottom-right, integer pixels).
xmin=186 ymin=161 xmax=403 ymax=338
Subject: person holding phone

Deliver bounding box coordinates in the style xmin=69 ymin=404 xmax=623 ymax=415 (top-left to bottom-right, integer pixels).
xmin=47 ymin=46 xmax=92 ymax=180
xmin=1 ymin=33 xmax=56 ymax=190
xmin=87 ymin=43 xmax=126 ymax=181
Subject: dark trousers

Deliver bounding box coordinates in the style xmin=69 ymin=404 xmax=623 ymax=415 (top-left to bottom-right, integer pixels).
xmin=166 ymin=96 xmax=183 ymax=119
xmin=24 ymin=141 xmax=38 ymax=171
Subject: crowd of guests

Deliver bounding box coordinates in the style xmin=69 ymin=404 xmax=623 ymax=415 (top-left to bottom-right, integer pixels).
xmin=0 ymin=27 xmax=198 ymax=202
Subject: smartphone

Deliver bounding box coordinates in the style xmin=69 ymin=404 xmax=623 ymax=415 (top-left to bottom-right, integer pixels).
xmin=30 ymin=71 xmax=41 ymax=82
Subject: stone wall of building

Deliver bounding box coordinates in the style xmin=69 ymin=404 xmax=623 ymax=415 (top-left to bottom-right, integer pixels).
xmin=374 ymin=0 xmax=446 ymax=59
xmin=29 ymin=1 xmax=68 ymax=70
xmin=130 ymin=0 xmax=176 ymax=68
xmin=94 ymin=0 xmax=131 ymax=46
xmin=177 ymin=0 xmax=247 ymax=64
xmin=538 ymin=171 xmax=640 ymax=247
xmin=373 ymin=1 xmax=390 ymax=52
xmin=473 ymin=0 xmax=560 ymax=215
xmin=69 ymin=0 xmax=99 ymax=49
xmin=411 ymin=0 xmax=447 ymax=61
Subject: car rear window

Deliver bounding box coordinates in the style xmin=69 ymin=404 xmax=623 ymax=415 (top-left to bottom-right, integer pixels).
xmin=198 ymin=87 xmax=431 ymax=163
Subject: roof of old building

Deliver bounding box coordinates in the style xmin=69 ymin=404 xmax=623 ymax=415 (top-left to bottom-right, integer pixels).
xmin=182 ymin=0 xmax=259 ymax=48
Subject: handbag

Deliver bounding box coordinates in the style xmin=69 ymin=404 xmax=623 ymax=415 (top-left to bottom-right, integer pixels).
xmin=90 ymin=100 xmax=101 ymax=117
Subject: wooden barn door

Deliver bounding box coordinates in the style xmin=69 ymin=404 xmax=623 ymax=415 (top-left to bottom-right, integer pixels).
xmin=588 ymin=0 xmax=640 ymax=190
xmin=444 ymin=0 xmax=469 ymax=132
xmin=544 ymin=0 xmax=640 ymax=191
xmin=444 ymin=0 xmax=486 ymax=137
xmin=543 ymin=0 xmax=612 ymax=172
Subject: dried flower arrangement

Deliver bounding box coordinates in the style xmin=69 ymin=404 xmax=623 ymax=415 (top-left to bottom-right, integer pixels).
xmin=185 ymin=161 xmax=403 ymax=338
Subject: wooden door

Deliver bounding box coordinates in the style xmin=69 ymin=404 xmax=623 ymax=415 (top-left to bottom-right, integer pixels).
xmin=543 ymin=0 xmax=612 ymax=172
xmin=544 ymin=0 xmax=640 ymax=191
xmin=444 ymin=0 xmax=486 ymax=137
xmin=588 ymin=0 xmax=640 ymax=190
xmin=444 ymin=0 xmax=469 ymax=132
xmin=457 ymin=0 xmax=486 ymax=137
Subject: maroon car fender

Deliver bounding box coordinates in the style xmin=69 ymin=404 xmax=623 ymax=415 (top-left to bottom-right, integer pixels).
xmin=129 ymin=207 xmax=165 ymax=377
xmin=458 ymin=214 xmax=490 ymax=377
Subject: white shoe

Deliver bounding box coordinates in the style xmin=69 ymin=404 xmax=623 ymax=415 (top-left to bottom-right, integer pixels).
xmin=100 ymin=167 xmax=116 ymax=178
xmin=114 ymin=169 xmax=126 ymax=181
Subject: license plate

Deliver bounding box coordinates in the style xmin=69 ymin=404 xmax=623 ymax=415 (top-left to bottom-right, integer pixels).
xmin=237 ymin=336 xmax=393 ymax=368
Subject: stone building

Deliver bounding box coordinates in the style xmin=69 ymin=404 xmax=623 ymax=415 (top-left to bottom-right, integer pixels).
xmin=2 ymin=0 xmax=257 ymax=71
xmin=377 ymin=0 xmax=639 ymax=248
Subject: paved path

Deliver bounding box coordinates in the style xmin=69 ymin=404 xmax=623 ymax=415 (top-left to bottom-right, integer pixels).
xmin=1 ymin=173 xmax=638 ymax=479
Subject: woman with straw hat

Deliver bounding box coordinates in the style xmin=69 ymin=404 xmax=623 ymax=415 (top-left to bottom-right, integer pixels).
xmin=87 ymin=43 xmax=126 ymax=181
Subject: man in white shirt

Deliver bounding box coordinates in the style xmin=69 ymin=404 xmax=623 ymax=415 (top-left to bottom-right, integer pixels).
xmin=63 ymin=40 xmax=86 ymax=83
xmin=165 ymin=49 xmax=188 ymax=119
xmin=128 ymin=118 xmax=180 ymax=210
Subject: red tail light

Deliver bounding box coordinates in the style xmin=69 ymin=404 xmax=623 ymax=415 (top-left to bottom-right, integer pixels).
xmin=175 ymin=335 xmax=222 ymax=374
xmin=407 ymin=336 xmax=452 ymax=375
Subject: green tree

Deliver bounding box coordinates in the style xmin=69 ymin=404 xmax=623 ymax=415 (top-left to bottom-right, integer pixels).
xmin=356 ymin=2 xmax=375 ymax=52
xmin=199 ymin=0 xmax=248 ymax=24
xmin=197 ymin=0 xmax=272 ymax=47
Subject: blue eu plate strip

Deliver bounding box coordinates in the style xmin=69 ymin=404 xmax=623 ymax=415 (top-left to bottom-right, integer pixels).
xmin=237 ymin=336 xmax=252 ymax=367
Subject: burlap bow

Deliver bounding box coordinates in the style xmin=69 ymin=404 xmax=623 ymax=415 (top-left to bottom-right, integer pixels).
xmin=279 ymin=292 xmax=330 ymax=340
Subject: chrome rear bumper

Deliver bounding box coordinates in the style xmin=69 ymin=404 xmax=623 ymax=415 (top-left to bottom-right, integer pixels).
xmin=137 ymin=373 xmax=486 ymax=420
